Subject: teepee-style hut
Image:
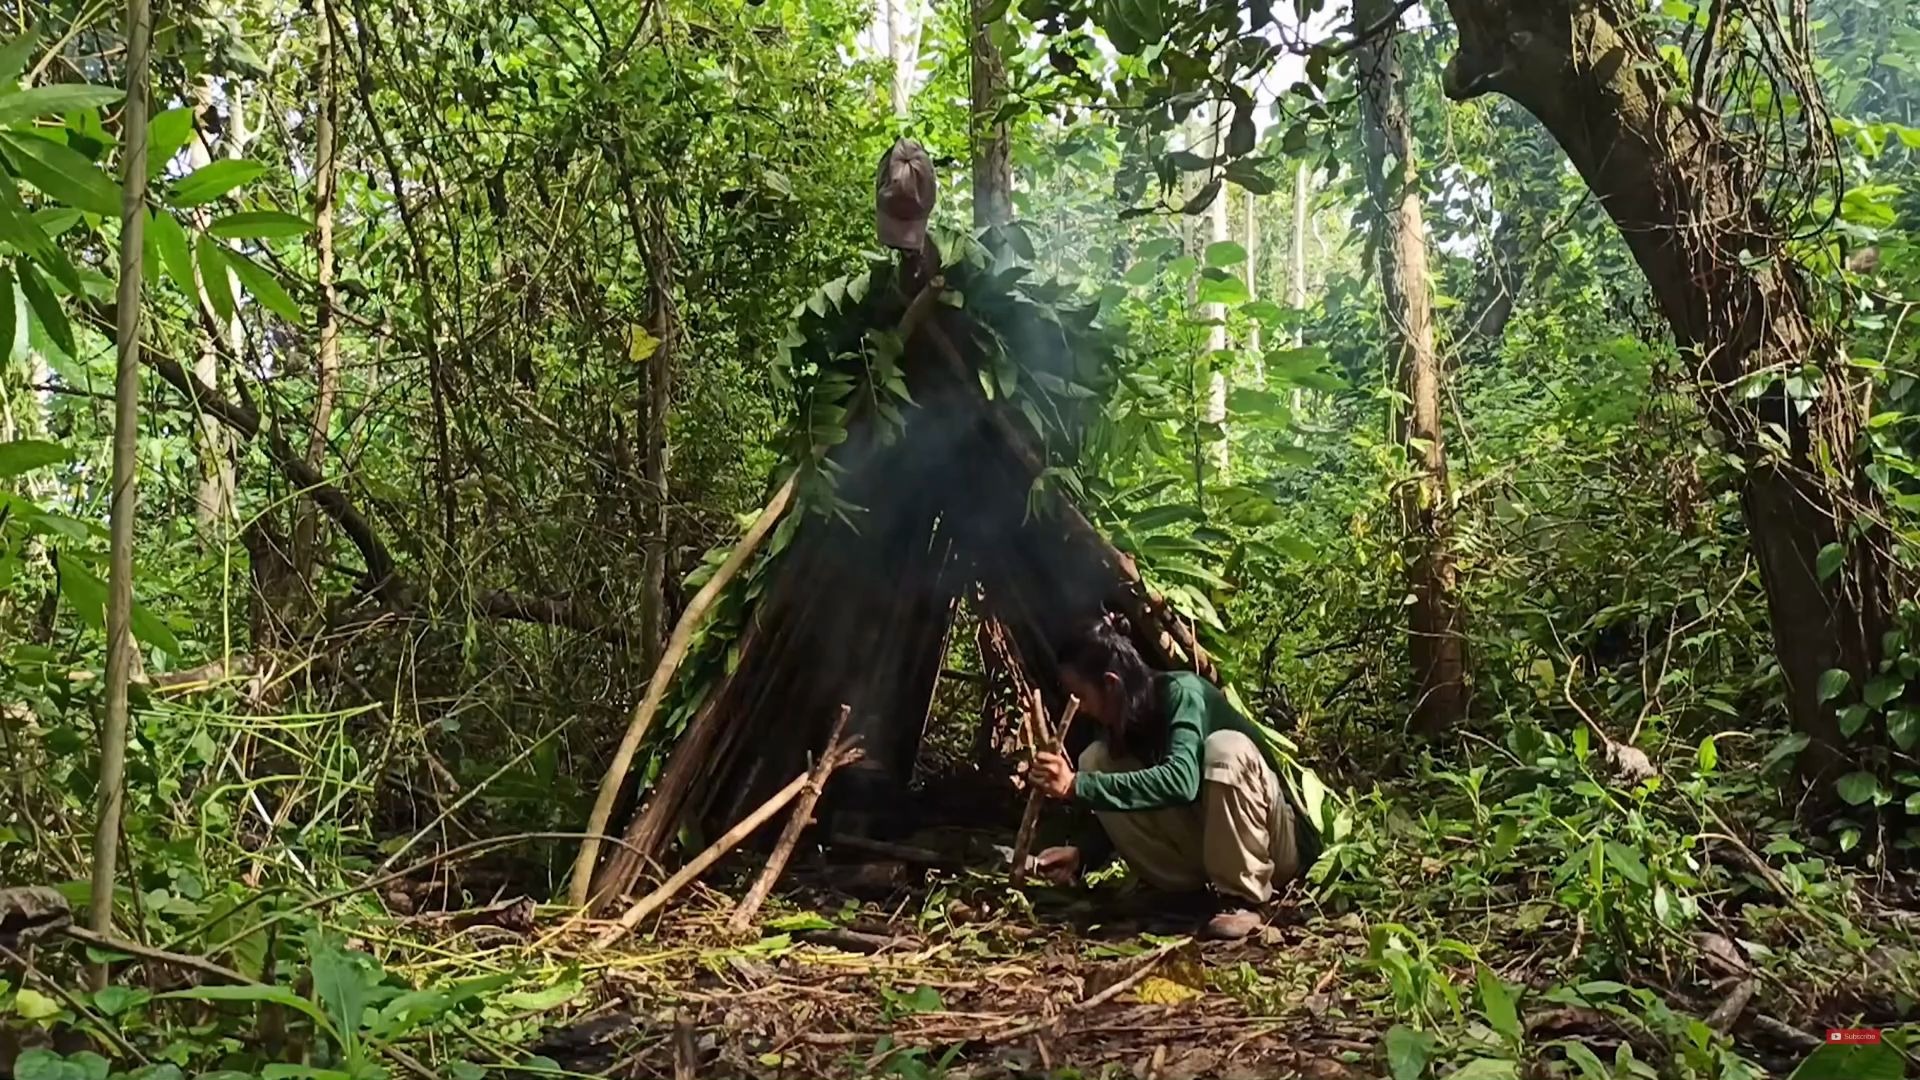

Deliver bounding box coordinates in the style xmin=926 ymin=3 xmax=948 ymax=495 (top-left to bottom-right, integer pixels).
xmin=571 ymin=224 xmax=1225 ymax=910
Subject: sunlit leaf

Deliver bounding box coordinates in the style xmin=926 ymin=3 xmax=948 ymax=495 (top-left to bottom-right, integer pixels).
xmin=0 ymin=131 xmax=120 ymax=216
xmin=169 ymin=158 xmax=267 ymax=207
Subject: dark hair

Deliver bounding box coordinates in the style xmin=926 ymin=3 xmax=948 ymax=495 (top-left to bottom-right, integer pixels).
xmin=1058 ymin=616 xmax=1165 ymax=760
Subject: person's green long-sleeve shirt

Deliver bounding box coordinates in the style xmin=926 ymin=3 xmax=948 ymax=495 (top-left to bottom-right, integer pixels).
xmin=1073 ymin=671 xmax=1279 ymax=812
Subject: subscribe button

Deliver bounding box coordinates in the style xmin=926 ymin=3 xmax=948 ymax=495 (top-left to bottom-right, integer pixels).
xmin=1826 ymin=1029 xmax=1883 ymax=1044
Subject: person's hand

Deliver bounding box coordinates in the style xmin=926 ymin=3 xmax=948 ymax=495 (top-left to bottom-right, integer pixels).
xmin=1035 ymin=845 xmax=1082 ymax=885
xmin=1031 ymin=751 xmax=1075 ymax=800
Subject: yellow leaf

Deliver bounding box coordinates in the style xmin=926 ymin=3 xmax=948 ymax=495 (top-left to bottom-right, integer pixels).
xmin=629 ymin=326 xmax=660 ymax=363
xmin=14 ymin=987 xmax=61 ymax=1019
xmin=1132 ymin=976 xmax=1203 ymax=1005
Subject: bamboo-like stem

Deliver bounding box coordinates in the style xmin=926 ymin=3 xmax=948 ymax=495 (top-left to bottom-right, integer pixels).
xmin=1009 ymin=693 xmax=1079 ymax=887
xmin=726 ymin=704 xmax=854 ymax=935
xmin=570 ymin=474 xmax=797 ymax=906
xmin=90 ymin=0 xmax=152 ymax=991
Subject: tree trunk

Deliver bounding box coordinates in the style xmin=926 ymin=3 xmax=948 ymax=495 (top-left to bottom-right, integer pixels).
xmin=295 ymin=0 xmax=342 ymax=584
xmin=1245 ymin=182 xmax=1260 ymax=364
xmin=969 ymin=0 xmax=1011 ymax=232
xmin=187 ymin=79 xmax=237 ymax=534
xmin=638 ymin=201 xmax=676 ymax=672
xmin=1439 ymin=0 xmax=1884 ymax=801
xmin=884 ymin=0 xmax=920 ymax=118
xmin=1357 ymin=0 xmax=1467 ymax=733
xmin=1290 ymin=160 xmax=1309 ymax=347
xmin=91 ymin=0 xmax=150 ymax=988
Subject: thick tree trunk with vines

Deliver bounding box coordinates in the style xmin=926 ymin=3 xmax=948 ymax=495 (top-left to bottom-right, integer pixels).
xmin=1440 ymin=0 xmax=1885 ymax=802
xmin=1358 ymin=0 xmax=1467 ymax=733
xmin=969 ymin=0 xmax=1011 ymax=233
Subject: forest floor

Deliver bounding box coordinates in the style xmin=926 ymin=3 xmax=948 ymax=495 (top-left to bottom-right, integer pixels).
xmin=510 ymin=848 xmax=1379 ymax=1080
xmin=378 ymin=815 xmax=1899 ymax=1080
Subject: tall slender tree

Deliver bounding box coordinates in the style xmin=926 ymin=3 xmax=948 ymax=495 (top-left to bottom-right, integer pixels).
xmin=296 ymin=0 xmax=343 ymax=585
xmin=91 ymin=0 xmax=152 ymax=989
xmin=1356 ymin=0 xmax=1467 ymax=732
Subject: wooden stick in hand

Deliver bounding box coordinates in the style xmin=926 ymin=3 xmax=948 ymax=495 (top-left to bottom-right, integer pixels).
xmin=1009 ymin=692 xmax=1080 ymax=887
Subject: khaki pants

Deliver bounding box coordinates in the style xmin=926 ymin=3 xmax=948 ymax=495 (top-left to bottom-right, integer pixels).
xmin=1080 ymin=730 xmax=1300 ymax=904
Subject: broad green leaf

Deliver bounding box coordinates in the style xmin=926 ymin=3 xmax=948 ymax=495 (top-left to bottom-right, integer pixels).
xmin=1446 ymin=1060 xmax=1517 ymax=1080
xmin=1487 ymin=819 xmax=1520 ymax=864
xmin=1557 ymin=1041 xmax=1610 ymax=1080
xmin=1196 ymin=271 xmax=1249 ymax=306
xmin=259 ymin=1067 xmax=353 ymax=1080
xmin=1226 ymin=103 xmax=1256 ymax=157
xmin=159 ymin=983 xmax=332 ymax=1031
xmin=169 ymin=158 xmax=267 ymax=207
xmin=1817 ymin=668 xmax=1851 ymax=704
xmin=1889 ymin=709 xmax=1919 ymax=751
xmin=197 ymin=234 xmax=234 ymax=321
xmin=1604 ymin=843 xmax=1649 ymax=888
xmin=309 ymin=938 xmax=369 ymax=1058
xmin=1224 ymin=159 xmax=1276 ymax=194
xmin=16 ymin=260 xmax=68 ymax=356
xmin=1763 ymin=732 xmax=1811 ymax=770
xmin=1476 ymin=965 xmax=1521 ymax=1043
xmin=14 ymin=1049 xmax=84 ymax=1080
xmin=53 ymin=557 xmax=177 ymax=654
xmin=225 ymin=249 xmax=299 ymax=321
xmin=130 ymin=595 xmax=180 ymax=656
xmin=0 ymin=30 xmax=38 ymax=87
xmin=1863 ymin=675 xmax=1903 ymax=708
xmin=1816 ymin=542 xmax=1845 ymax=581
xmin=1383 ymin=1024 xmax=1432 ymax=1080
xmin=0 ymin=437 xmax=68 ymax=476
xmin=0 ymin=85 xmax=122 ymax=129
xmin=146 ymin=106 xmax=195 ymax=177
xmin=1697 ymin=735 xmax=1718 ymax=771
xmin=1204 ymin=240 xmax=1247 ymax=267
xmin=90 ymin=985 xmax=149 ymax=1016
xmin=207 ymin=210 xmax=312 ymax=240
xmin=0 ymin=131 xmax=120 ymax=216
xmin=1835 ymin=771 xmax=1883 ymax=806
xmin=12 ymin=987 xmax=61 ymax=1019
xmin=1839 ymin=704 xmax=1871 ymax=737
xmin=1136 ymin=237 xmax=1179 ymax=260
xmin=149 ymin=209 xmax=193 ymax=296
xmin=1788 ymin=1042 xmax=1904 ymax=1080
xmin=1127 ymin=503 xmax=1201 ymax=531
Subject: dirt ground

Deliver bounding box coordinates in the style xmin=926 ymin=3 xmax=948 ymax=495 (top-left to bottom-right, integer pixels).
xmin=525 ymin=834 xmax=1379 ymax=1080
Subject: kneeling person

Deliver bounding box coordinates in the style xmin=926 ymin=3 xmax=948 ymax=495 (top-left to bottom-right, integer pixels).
xmin=1030 ymin=620 xmax=1307 ymax=941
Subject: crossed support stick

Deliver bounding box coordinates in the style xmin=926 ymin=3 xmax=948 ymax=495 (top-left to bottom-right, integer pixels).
xmin=1009 ymin=692 xmax=1080 ymax=887
xmin=596 ymin=705 xmax=859 ymax=947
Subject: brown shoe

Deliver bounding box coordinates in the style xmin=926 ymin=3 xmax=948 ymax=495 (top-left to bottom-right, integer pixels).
xmin=1201 ymin=905 xmax=1264 ymax=941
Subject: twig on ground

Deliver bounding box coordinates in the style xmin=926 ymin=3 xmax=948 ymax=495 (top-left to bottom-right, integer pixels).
xmin=989 ymin=937 xmax=1188 ymax=1043
xmin=727 ymin=705 xmax=854 ymax=935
